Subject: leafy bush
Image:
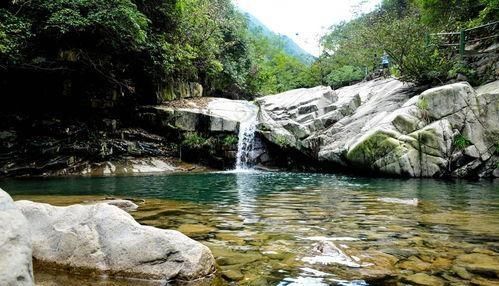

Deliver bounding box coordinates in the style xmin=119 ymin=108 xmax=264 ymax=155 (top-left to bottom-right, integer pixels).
xmin=417 ymin=97 xmax=431 ymax=122
xmin=181 ymin=132 xmax=207 ymax=149
xmin=325 ymin=65 xmax=365 ymax=88
xmin=223 ymin=135 xmax=238 ymax=146
xmin=448 ymin=60 xmax=477 ymax=83
xmin=275 ymin=134 xmax=290 ymax=147
xmin=453 ymin=134 xmax=472 ymax=150
xmin=318 ymin=1 xmax=498 ymax=86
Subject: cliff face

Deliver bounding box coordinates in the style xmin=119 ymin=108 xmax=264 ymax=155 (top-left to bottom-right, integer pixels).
xmin=256 ymin=78 xmax=499 ymax=178
xmin=1 ymin=78 xmax=497 ymax=178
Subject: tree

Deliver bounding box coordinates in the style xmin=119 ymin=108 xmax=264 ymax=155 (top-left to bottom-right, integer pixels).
xmin=318 ymin=3 xmax=460 ymax=85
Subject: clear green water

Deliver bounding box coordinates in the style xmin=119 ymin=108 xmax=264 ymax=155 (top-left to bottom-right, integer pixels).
xmin=2 ymin=172 xmax=499 ymax=286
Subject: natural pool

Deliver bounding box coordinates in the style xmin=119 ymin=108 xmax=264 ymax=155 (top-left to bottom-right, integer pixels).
xmin=3 ymin=172 xmax=499 ymax=286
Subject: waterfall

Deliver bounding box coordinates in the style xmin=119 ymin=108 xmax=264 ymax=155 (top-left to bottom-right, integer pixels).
xmin=235 ymin=113 xmax=258 ymax=170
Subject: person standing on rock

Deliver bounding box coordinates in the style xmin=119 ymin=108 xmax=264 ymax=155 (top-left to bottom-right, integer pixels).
xmin=381 ymin=52 xmax=390 ymax=77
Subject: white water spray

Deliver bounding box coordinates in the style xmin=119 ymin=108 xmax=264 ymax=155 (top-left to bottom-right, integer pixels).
xmin=235 ymin=112 xmax=258 ymax=170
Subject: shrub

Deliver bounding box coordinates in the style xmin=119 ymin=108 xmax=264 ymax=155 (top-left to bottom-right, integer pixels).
xmin=453 ymin=134 xmax=472 ymax=150
xmin=275 ymin=134 xmax=290 ymax=147
xmin=448 ymin=60 xmax=477 ymax=84
xmin=181 ymin=132 xmax=207 ymax=149
xmin=417 ymin=97 xmax=430 ymax=122
xmin=325 ymin=65 xmax=365 ymax=88
xmin=223 ymin=135 xmax=238 ymax=146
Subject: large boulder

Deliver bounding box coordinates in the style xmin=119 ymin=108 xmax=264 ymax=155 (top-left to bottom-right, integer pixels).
xmin=15 ymin=200 xmax=216 ymax=283
xmin=340 ymin=81 xmax=498 ymax=177
xmin=257 ymin=78 xmax=499 ymax=178
xmin=256 ymin=85 xmax=339 ymax=149
xmin=0 ymin=189 xmax=34 ymax=286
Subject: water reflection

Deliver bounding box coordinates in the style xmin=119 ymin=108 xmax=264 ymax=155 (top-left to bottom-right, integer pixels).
xmin=235 ymin=171 xmax=260 ymax=225
xmin=2 ymin=173 xmax=499 ymax=285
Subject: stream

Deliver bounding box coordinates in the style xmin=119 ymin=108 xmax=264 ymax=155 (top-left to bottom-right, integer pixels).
xmin=3 ymin=172 xmax=499 ymax=285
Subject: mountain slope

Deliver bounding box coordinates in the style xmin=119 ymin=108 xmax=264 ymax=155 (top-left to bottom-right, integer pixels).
xmin=245 ymin=13 xmax=316 ymax=65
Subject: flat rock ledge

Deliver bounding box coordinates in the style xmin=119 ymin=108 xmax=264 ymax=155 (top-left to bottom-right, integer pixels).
xmin=15 ymin=200 xmax=216 ymax=283
xmin=0 ymin=189 xmax=34 ymax=286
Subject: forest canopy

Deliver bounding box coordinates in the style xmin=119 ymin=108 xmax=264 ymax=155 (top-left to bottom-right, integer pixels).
xmin=0 ymin=0 xmax=497 ymax=104
xmin=0 ymin=0 xmax=315 ymax=104
xmin=318 ymin=0 xmax=498 ymax=87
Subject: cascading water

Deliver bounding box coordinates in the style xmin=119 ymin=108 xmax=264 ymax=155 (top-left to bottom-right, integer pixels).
xmin=235 ymin=111 xmax=258 ymax=170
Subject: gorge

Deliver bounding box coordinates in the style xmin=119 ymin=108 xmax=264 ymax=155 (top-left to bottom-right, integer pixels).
xmin=1 ymin=78 xmax=498 ymax=286
xmin=2 ymin=78 xmax=497 ymax=178
xmin=1 ymin=0 xmax=498 ymax=285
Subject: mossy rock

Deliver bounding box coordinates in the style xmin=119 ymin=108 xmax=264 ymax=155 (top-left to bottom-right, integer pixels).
xmin=347 ymin=131 xmax=400 ymax=165
xmin=392 ymin=114 xmax=419 ymax=134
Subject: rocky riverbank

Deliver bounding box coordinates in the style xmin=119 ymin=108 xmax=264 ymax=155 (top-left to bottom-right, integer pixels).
xmin=256 ymin=79 xmax=499 ymax=178
xmin=1 ymin=78 xmax=497 ymax=178
xmin=0 ymin=188 xmax=216 ymax=285
xmin=0 ymin=113 xmax=212 ymax=177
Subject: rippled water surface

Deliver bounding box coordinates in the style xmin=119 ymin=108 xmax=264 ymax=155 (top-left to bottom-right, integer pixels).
xmin=3 ymin=172 xmax=499 ymax=286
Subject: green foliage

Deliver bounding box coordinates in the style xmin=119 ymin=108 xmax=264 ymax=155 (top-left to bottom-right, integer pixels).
xmin=448 ymin=61 xmax=477 ymax=83
xmin=274 ymin=134 xmax=290 ymax=147
xmin=182 ymin=132 xmax=207 ymax=149
xmin=417 ymin=97 xmax=429 ymax=110
xmin=325 ymin=65 xmax=364 ymax=88
xmin=453 ymin=134 xmax=472 ymax=150
xmin=417 ymin=96 xmax=431 ymax=122
xmin=414 ymin=0 xmax=488 ymax=29
xmin=245 ymin=28 xmax=317 ymax=95
xmin=366 ymin=12 xmax=454 ymax=84
xmin=318 ymin=0 xmax=494 ymax=86
xmin=0 ymin=0 xmax=319 ymax=100
xmin=0 ymin=11 xmax=32 ymax=62
xmin=223 ymin=135 xmax=238 ymax=146
xmin=475 ymin=0 xmax=499 ymax=25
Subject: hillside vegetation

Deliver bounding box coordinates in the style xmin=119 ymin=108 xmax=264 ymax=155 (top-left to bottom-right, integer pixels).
xmin=0 ymin=0 xmax=316 ymax=104
xmin=0 ymin=0 xmax=497 ymax=106
xmin=318 ymin=0 xmax=498 ymax=88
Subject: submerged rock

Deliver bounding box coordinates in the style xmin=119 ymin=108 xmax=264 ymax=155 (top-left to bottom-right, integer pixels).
xmin=0 ymin=189 xmax=34 ymax=286
xmin=15 ymin=200 xmax=216 ymax=283
xmin=303 ymin=241 xmax=361 ymax=268
xmin=403 ymin=273 xmax=445 ymax=286
xmin=377 ymin=197 xmax=419 ymax=206
xmin=455 ymin=253 xmax=499 ymax=276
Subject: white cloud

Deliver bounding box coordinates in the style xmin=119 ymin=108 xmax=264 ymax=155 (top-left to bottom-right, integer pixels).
xmin=234 ymin=0 xmax=381 ymax=56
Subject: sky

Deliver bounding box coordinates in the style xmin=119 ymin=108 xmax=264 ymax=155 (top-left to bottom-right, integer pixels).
xmin=233 ymin=0 xmax=381 ymax=56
